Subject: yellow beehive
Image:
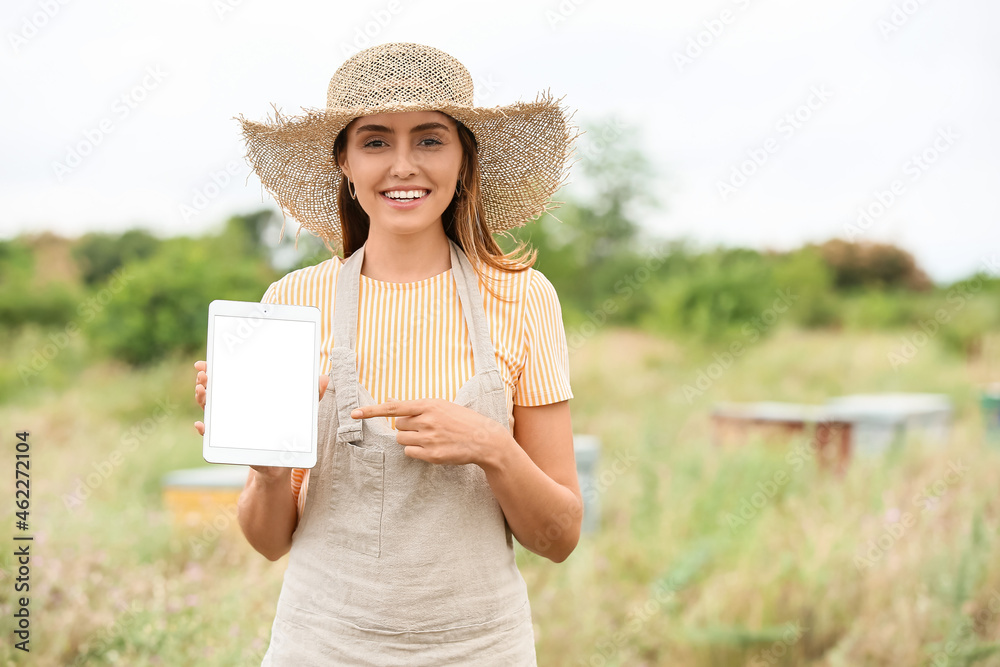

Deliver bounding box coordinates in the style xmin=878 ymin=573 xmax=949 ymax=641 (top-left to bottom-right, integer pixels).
xmin=161 ymin=465 xmax=249 ymax=530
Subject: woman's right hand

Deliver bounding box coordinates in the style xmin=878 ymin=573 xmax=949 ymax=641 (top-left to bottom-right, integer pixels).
xmin=192 ymin=359 xmax=329 ymax=478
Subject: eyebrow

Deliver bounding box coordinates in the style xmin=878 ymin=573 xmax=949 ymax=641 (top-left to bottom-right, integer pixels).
xmin=353 ymin=122 xmax=452 ymax=136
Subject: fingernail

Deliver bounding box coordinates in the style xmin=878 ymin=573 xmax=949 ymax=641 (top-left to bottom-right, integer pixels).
xmin=351 ymin=409 xmax=362 ymax=419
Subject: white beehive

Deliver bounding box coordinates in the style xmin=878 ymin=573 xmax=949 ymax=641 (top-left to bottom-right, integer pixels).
xmin=823 ymin=393 xmax=952 ymax=456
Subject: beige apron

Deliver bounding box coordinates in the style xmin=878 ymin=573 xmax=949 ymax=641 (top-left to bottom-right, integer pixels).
xmin=261 ymin=238 xmax=537 ymax=666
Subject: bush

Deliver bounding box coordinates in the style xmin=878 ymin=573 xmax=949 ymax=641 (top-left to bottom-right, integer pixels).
xmin=84 ymin=236 xmax=277 ymax=366
xmin=0 ymin=238 xmax=33 ymax=280
xmin=936 ymin=275 xmax=1000 ymax=359
xmin=0 ymin=282 xmax=80 ymax=328
xmin=770 ymin=246 xmax=840 ymax=328
xmin=641 ymin=248 xmax=778 ymax=341
xmin=71 ymin=229 xmax=161 ymax=286
xmin=0 ymin=238 xmax=82 ymax=328
xmin=840 ymin=290 xmax=924 ymax=329
xmin=814 ymin=239 xmax=932 ymax=291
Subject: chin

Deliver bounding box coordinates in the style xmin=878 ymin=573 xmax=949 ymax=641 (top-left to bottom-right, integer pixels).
xmin=379 ymin=210 xmax=448 ymax=231
xmin=380 ymin=218 xmax=442 ymax=236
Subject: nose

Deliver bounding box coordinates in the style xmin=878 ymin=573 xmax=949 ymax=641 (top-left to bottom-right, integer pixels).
xmin=390 ymin=144 xmax=418 ymax=178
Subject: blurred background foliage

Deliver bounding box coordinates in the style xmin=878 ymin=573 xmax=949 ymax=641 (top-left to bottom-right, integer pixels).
xmin=1 ymin=119 xmax=998 ymax=392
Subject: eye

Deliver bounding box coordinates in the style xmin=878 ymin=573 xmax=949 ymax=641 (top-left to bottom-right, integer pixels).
xmin=362 ymin=138 xmax=386 ymax=148
xmin=419 ymin=137 xmax=443 ymax=146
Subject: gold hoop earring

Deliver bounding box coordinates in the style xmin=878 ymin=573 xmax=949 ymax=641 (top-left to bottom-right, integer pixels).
xmin=346 ymin=177 xmax=357 ymax=200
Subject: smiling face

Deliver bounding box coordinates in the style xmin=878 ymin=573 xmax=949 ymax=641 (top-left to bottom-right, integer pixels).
xmin=337 ymin=110 xmax=464 ymax=238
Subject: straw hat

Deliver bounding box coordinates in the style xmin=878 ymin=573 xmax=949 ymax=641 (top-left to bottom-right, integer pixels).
xmin=235 ymin=42 xmax=580 ymax=250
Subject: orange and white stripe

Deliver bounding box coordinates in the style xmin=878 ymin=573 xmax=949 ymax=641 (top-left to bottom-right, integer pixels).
xmin=260 ymin=252 xmax=573 ymax=519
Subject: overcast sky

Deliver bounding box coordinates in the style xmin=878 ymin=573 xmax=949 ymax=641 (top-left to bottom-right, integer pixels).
xmin=1 ymin=0 xmax=996 ymax=282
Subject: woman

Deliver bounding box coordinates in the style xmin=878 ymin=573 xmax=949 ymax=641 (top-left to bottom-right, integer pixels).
xmin=193 ymin=42 xmax=581 ymax=664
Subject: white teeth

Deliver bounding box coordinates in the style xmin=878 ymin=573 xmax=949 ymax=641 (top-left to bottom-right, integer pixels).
xmin=383 ymin=190 xmax=428 ymax=200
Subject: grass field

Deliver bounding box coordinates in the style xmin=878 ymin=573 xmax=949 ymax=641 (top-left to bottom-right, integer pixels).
xmin=2 ymin=323 xmax=999 ymax=666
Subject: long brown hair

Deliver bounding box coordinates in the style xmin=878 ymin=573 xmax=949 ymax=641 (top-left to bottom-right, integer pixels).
xmin=332 ymin=114 xmax=535 ymax=303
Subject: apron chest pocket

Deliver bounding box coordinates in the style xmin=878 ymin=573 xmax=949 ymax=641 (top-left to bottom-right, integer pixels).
xmin=327 ymin=441 xmax=385 ymax=557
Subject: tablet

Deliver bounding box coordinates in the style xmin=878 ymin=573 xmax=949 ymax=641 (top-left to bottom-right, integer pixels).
xmin=203 ymin=299 xmax=321 ymax=468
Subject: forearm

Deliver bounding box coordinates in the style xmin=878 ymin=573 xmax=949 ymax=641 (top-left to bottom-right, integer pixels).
xmin=237 ymin=470 xmax=297 ymax=561
xmin=480 ymin=433 xmax=583 ymax=563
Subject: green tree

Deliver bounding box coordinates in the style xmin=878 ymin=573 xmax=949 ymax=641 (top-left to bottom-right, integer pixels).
xmin=213 ymin=209 xmax=278 ymax=260
xmin=498 ymin=117 xmax=665 ymax=326
xmin=71 ymin=229 xmax=160 ymax=286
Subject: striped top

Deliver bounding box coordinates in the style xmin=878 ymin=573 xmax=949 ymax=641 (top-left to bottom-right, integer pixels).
xmin=260 ymin=249 xmax=574 ymax=519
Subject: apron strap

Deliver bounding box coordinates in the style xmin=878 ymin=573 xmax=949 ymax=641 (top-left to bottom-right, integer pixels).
xmin=332 ymin=246 xmax=365 ymax=444
xmin=447 ymin=239 xmax=500 ymax=378
xmin=333 ymin=244 xmax=363 ymax=351
xmin=330 ymin=346 xmax=363 ymax=444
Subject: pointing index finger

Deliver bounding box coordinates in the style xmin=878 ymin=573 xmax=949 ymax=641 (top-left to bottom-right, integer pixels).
xmin=351 ymin=399 xmax=421 ymax=420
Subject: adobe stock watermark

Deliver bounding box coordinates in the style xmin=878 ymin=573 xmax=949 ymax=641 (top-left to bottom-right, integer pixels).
xmin=215 ymin=302 xmax=271 ymax=356
xmin=854 ymin=459 xmax=967 ymax=571
xmin=509 ymin=440 xmax=632 ymax=553
xmin=51 ymin=65 xmax=169 ymax=182
xmin=681 ymin=288 xmax=798 ymax=403
xmin=746 ymin=621 xmax=807 ymax=667
xmin=18 ymin=267 xmax=133 ymax=384
xmin=544 ymin=0 xmax=588 ymax=29
xmin=887 ymin=255 xmax=999 ymax=369
xmin=565 ymin=249 xmax=666 ymax=351
xmin=927 ymin=588 xmax=1000 ymax=666
xmin=187 ymin=502 xmax=241 ymax=558
xmin=672 ymin=0 xmax=754 ymax=73
xmin=244 ymin=481 xmax=326 ymax=665
xmin=717 ymin=84 xmax=832 ymax=201
xmin=877 ymin=0 xmax=930 ymax=40
xmin=8 ymin=0 xmax=72 ymax=54
xmin=338 ymin=0 xmax=404 ymax=57
xmin=842 ymin=126 xmax=958 ymax=241
xmin=720 ymin=421 xmax=848 ymax=532
xmin=578 ymin=573 xmax=681 ymax=666
xmin=575 ymin=116 xmax=627 ymax=165
xmin=179 ymin=160 xmax=244 ymax=222
xmin=574 ymin=448 xmax=635 ymax=525
xmin=61 ymin=397 xmax=180 ymax=511
xmin=722 ymin=469 xmax=789 ymax=532
xmin=214 ymin=0 xmax=249 ymax=21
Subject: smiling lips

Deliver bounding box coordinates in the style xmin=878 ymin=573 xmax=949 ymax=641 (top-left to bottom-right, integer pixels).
xmin=381 ymin=189 xmax=429 ymax=201
xmin=379 ymin=188 xmax=430 ymax=209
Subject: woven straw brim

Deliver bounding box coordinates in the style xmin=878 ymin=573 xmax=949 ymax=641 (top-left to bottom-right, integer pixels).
xmin=235 ymin=90 xmax=579 ymax=250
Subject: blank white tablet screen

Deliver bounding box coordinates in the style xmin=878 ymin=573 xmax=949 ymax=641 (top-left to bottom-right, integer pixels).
xmin=210 ymin=315 xmax=315 ymax=452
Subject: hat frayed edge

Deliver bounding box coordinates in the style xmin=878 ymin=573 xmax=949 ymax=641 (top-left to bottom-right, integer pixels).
xmin=235 ymin=104 xmax=342 ymax=255
xmin=516 ymin=88 xmax=584 ymax=228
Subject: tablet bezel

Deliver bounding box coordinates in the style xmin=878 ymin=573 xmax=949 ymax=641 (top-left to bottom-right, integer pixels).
xmin=202 ymin=299 xmax=320 ymax=469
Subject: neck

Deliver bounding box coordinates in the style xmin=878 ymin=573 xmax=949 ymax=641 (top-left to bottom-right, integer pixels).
xmin=359 ymin=224 xmax=452 ymax=282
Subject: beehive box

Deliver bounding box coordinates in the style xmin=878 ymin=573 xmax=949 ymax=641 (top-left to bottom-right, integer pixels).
xmin=824 ymin=393 xmax=952 ymax=456
xmin=710 ymin=401 xmax=828 ymax=448
xmin=161 ymin=465 xmax=250 ymax=529
xmin=982 ymin=383 xmax=1000 ymax=445
xmin=573 ymin=434 xmax=601 ymax=534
